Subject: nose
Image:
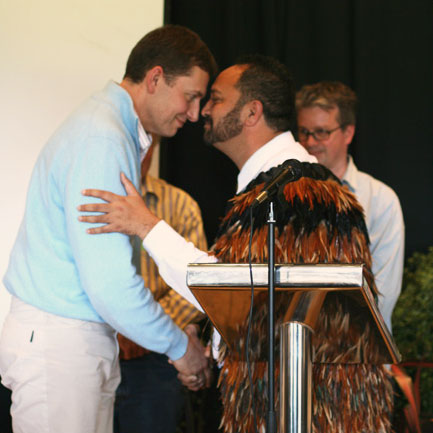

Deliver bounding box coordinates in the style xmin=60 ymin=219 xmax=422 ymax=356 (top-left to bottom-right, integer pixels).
xmin=304 ymin=132 xmax=318 ymax=147
xmin=298 ymin=131 xmax=316 ymax=151
xmin=186 ymin=99 xmax=201 ymax=123
xmin=201 ymin=100 xmax=211 ymax=117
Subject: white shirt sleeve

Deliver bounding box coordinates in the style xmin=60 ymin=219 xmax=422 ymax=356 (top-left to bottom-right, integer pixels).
xmin=352 ymin=170 xmax=405 ymax=332
xmin=142 ymin=220 xmax=217 ymax=311
xmin=367 ymin=190 xmax=405 ymax=332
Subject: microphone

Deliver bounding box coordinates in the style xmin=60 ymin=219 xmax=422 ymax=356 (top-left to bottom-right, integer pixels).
xmin=252 ymin=160 xmax=302 ymax=208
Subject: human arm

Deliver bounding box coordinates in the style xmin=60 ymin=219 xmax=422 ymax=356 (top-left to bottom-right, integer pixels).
xmin=64 ymin=137 xmax=191 ymax=361
xmin=79 ymin=172 xmax=160 ymax=239
xmin=78 ymin=172 xmax=217 ymax=310
xmin=152 ymin=185 xmax=213 ymax=389
xmin=115 ymin=176 xmax=213 ymax=388
xmin=366 ymin=187 xmax=405 ymax=331
xmin=147 ymin=179 xmax=209 ymax=327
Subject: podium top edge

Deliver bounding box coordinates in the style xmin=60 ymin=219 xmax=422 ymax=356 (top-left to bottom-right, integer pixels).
xmin=187 ymin=263 xmax=365 ymax=288
xmin=187 ymin=263 xmax=364 ymax=269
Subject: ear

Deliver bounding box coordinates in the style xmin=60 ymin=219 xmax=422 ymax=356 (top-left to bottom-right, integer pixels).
xmin=145 ymin=66 xmax=164 ymax=94
xmin=242 ymin=100 xmax=263 ymax=127
xmin=343 ymin=124 xmax=355 ymax=145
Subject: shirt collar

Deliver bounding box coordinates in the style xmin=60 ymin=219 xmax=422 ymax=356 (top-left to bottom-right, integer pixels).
xmin=236 ymin=131 xmax=317 ymax=193
xmin=341 ymin=155 xmax=359 ymax=193
xmin=137 ymin=120 xmax=152 ymax=163
xmin=104 ymin=81 xmax=140 ymax=147
xmin=103 ymin=81 xmax=151 ymax=163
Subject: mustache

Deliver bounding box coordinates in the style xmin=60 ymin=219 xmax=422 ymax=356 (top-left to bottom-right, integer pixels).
xmin=203 ymin=116 xmax=213 ymax=127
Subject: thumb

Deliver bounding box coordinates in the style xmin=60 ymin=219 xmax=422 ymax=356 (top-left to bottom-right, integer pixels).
xmin=120 ymin=172 xmax=140 ymax=197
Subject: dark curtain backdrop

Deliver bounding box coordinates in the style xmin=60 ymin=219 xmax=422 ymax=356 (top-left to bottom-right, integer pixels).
xmin=161 ymin=0 xmax=433 ymax=259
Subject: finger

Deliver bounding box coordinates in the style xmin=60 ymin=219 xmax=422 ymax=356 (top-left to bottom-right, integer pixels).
xmin=120 ymin=172 xmax=141 ymax=197
xmin=81 ymin=189 xmax=119 ymax=202
xmin=178 ymin=373 xmax=197 ymax=383
xmin=77 ymin=203 xmax=112 ymax=212
xmin=78 ymin=215 xmax=110 ymax=224
xmin=177 ymin=374 xmax=200 ymax=388
xmin=85 ymin=225 xmax=117 ymax=234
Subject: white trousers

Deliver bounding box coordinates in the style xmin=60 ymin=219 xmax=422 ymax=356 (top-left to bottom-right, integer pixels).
xmin=0 ymin=297 xmax=121 ymax=433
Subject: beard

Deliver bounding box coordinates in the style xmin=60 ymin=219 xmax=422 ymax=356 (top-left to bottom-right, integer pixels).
xmin=203 ymin=102 xmax=244 ymax=145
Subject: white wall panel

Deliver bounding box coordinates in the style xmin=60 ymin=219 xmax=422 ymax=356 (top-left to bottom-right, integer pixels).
xmin=0 ymin=0 xmax=164 ymax=329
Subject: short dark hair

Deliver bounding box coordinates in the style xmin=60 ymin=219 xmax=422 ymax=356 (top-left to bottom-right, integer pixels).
xmin=296 ymin=81 xmax=357 ymax=127
xmin=233 ymin=54 xmax=295 ymax=132
xmin=124 ymin=25 xmax=217 ymax=84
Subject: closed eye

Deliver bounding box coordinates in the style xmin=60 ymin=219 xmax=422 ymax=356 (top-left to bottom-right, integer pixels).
xmin=185 ymin=94 xmax=199 ymax=103
xmin=210 ymin=96 xmax=222 ymax=104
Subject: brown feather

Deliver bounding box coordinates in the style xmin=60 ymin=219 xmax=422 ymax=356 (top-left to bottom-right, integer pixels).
xmin=212 ymin=169 xmax=392 ymax=433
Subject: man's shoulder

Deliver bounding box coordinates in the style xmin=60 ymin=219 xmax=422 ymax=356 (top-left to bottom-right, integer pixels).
xmin=354 ymin=168 xmax=399 ymax=203
xmin=352 ymin=168 xmax=403 ymax=226
xmin=49 ymin=87 xmax=132 ymax=148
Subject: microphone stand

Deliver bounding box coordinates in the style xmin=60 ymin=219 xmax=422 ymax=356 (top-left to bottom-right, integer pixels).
xmin=266 ymin=201 xmax=276 ymax=433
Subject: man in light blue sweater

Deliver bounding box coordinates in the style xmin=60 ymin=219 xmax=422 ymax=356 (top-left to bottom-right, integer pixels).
xmin=0 ymin=25 xmax=216 ymax=433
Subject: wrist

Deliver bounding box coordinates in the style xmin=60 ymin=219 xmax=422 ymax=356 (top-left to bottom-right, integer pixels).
xmin=137 ymin=214 xmax=161 ymax=240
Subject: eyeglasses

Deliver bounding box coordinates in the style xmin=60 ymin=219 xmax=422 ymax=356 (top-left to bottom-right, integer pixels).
xmin=298 ymin=125 xmax=342 ymax=141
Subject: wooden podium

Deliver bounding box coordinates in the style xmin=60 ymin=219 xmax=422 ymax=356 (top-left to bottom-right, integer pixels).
xmin=187 ymin=263 xmax=401 ymax=433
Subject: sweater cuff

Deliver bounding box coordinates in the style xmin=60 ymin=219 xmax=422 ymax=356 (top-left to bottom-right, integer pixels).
xmin=166 ymin=328 xmax=188 ymax=361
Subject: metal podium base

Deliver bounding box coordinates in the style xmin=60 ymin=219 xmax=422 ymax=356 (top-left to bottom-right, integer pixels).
xmin=280 ymin=322 xmax=313 ymax=433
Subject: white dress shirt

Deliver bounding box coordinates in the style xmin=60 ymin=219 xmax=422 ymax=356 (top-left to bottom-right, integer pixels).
xmin=137 ymin=120 xmax=152 ymax=162
xmin=342 ymin=156 xmax=405 ymax=331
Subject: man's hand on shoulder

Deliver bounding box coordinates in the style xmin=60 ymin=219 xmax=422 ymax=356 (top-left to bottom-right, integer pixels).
xmin=78 ymin=172 xmax=160 ymax=239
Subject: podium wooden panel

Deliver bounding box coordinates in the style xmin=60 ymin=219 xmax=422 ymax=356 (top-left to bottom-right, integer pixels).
xmin=187 ymin=263 xmax=400 ymax=364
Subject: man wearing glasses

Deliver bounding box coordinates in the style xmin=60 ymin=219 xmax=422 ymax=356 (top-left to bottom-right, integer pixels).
xmin=296 ymin=81 xmax=405 ymax=333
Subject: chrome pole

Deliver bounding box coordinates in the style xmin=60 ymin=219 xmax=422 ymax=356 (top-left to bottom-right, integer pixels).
xmin=279 ymin=321 xmax=313 ymax=433
xmin=267 ymin=201 xmax=276 ymax=433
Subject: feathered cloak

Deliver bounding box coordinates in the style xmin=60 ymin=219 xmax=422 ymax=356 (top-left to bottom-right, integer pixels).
xmin=211 ymin=160 xmax=393 ymax=433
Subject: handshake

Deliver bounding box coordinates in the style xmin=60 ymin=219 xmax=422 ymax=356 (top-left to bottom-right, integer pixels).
xmin=171 ymin=324 xmax=213 ymax=391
